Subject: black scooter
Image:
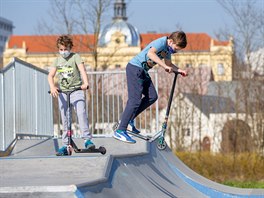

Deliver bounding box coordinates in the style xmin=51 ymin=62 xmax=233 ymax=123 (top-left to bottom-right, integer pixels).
xmin=113 ymin=71 xmax=184 ymax=150
xmin=49 ymin=87 xmax=106 ymax=155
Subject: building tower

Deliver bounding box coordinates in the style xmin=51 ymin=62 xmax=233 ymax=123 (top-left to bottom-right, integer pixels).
xmin=99 ymin=0 xmax=140 ymax=47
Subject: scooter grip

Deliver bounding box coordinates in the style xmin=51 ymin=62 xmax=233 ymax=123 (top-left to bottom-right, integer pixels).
xmin=179 ymin=71 xmax=188 ymax=77
xmin=48 ymin=89 xmax=62 ymax=94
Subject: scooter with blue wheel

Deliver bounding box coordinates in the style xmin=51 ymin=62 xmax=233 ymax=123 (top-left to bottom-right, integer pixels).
xmin=113 ymin=70 xmax=186 ymax=150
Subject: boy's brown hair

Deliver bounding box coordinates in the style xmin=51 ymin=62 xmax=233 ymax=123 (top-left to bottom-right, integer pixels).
xmin=168 ymin=31 xmax=187 ymax=48
xmin=56 ymin=35 xmax=73 ymax=49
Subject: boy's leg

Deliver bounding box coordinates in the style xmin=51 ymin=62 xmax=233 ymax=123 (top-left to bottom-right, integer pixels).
xmin=58 ymin=93 xmax=70 ymax=145
xmin=71 ymin=90 xmax=92 ymax=138
xmin=71 ymin=90 xmax=94 ymax=149
xmin=131 ymin=79 xmax=158 ymax=120
xmin=57 ymin=93 xmax=70 ymax=155
xmin=118 ymin=64 xmax=145 ymax=131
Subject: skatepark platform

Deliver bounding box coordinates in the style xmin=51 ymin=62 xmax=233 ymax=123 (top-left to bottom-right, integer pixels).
xmin=0 ymin=137 xmax=263 ymax=198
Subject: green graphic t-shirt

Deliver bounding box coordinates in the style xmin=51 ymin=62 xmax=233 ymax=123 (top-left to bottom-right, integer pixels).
xmin=52 ymin=53 xmax=83 ymax=91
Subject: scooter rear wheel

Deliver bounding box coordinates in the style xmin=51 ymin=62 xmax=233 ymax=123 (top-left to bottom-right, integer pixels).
xmin=157 ymin=137 xmax=167 ymax=150
xmin=99 ymin=146 xmax=106 ymax=155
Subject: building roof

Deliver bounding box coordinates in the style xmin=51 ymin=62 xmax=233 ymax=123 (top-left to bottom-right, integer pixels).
xmin=6 ymin=33 xmax=229 ymax=54
xmin=6 ymin=34 xmax=94 ymax=54
xmin=183 ymin=93 xmax=236 ymax=117
xmin=207 ymin=80 xmax=264 ymax=113
xmin=98 ymin=0 xmax=140 ymax=46
xmin=140 ymin=32 xmax=229 ymax=52
xmin=99 ymin=19 xmax=140 ymax=47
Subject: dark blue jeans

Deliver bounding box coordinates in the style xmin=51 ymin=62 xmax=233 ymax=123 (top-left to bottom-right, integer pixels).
xmin=118 ymin=63 xmax=158 ymax=131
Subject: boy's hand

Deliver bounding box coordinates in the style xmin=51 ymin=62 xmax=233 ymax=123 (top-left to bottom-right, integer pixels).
xmin=178 ymin=69 xmax=188 ymax=77
xmin=49 ymin=86 xmax=59 ymax=98
xmin=81 ymin=84 xmax=89 ymax=90
xmin=164 ymin=65 xmax=173 ymax=73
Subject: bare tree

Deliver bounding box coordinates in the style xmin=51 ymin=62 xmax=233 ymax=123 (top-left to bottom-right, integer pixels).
xmin=73 ymin=0 xmax=112 ymax=70
xmin=36 ymin=0 xmax=113 ymax=70
xmin=217 ymin=0 xmax=264 ymax=154
xmin=36 ymin=0 xmax=76 ymax=35
xmin=217 ymin=0 xmax=263 ymax=58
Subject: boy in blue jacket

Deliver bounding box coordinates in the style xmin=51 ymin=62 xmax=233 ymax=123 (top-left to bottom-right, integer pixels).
xmin=113 ymin=31 xmax=188 ymax=143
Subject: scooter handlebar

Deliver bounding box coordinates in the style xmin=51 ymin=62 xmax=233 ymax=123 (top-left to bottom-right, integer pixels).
xmin=48 ymin=86 xmax=87 ymax=94
xmin=174 ymin=70 xmax=188 ymax=77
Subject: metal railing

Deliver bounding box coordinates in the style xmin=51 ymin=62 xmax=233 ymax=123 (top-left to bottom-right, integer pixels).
xmin=54 ymin=70 xmax=160 ymax=137
xmin=0 ymin=58 xmax=160 ymax=151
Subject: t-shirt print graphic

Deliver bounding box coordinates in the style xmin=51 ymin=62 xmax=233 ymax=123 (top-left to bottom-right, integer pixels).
xmin=57 ymin=65 xmax=74 ymax=88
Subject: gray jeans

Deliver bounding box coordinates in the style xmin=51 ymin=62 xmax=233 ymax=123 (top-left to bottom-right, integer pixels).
xmin=58 ymin=90 xmax=92 ymax=145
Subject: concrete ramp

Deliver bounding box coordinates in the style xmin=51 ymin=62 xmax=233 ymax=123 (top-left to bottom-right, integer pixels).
xmin=78 ymin=143 xmax=205 ymax=198
xmin=0 ymin=137 xmax=263 ymax=198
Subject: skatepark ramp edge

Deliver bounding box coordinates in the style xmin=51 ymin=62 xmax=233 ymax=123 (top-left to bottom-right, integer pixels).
xmin=0 ymin=137 xmax=264 ymax=198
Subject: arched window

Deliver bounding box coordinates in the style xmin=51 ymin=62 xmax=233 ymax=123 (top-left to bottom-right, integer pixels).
xmin=202 ymin=136 xmax=210 ymax=151
xmin=217 ymin=63 xmax=225 ymax=75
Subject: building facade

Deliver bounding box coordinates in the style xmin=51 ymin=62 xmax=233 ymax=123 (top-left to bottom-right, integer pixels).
xmin=3 ymin=0 xmax=234 ymax=82
xmin=3 ymin=32 xmax=234 ymax=82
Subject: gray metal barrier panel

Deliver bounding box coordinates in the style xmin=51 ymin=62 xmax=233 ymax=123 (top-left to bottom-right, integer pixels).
xmin=0 ymin=58 xmax=53 ymax=151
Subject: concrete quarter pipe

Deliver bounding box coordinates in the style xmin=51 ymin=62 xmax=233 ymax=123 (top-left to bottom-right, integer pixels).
xmin=0 ymin=137 xmax=263 ymax=198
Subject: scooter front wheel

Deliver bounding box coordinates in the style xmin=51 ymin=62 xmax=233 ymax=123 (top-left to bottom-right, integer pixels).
xmin=157 ymin=137 xmax=167 ymax=150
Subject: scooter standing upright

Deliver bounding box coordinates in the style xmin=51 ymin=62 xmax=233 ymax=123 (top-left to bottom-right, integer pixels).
xmin=113 ymin=71 xmax=184 ymax=150
xmin=49 ymin=87 xmax=106 ymax=155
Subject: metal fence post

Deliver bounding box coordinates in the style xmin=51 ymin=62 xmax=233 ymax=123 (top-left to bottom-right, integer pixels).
xmin=12 ymin=65 xmax=16 ymax=140
xmin=1 ymin=72 xmax=5 ymax=150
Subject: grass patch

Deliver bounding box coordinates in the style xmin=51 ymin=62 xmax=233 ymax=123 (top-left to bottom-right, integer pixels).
xmin=175 ymin=151 xmax=264 ymax=189
xmin=222 ymin=181 xmax=264 ymax=188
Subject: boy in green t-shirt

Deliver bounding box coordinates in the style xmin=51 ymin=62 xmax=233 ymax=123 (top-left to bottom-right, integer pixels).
xmin=48 ymin=35 xmax=94 ymax=156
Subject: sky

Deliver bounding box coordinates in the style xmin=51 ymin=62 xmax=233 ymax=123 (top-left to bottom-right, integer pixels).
xmin=0 ymin=0 xmax=263 ymax=39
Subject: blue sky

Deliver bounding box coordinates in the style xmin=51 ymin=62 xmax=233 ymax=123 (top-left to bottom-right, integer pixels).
xmin=0 ymin=0 xmax=263 ymax=39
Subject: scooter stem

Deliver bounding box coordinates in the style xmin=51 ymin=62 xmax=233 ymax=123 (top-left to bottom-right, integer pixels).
xmin=165 ymin=72 xmax=178 ymax=118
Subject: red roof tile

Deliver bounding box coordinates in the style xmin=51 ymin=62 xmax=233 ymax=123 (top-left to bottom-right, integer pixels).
xmin=140 ymin=33 xmax=214 ymax=51
xmin=7 ymin=33 xmax=228 ymax=54
xmin=7 ymin=34 xmax=94 ymax=53
xmin=213 ymin=40 xmax=229 ymax=46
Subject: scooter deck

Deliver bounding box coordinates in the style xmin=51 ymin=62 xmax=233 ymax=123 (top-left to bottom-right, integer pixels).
xmin=126 ymin=130 xmax=152 ymax=141
xmin=126 ymin=129 xmax=164 ymax=143
xmin=74 ymin=146 xmax=106 ymax=154
xmin=71 ymin=140 xmax=106 ymax=155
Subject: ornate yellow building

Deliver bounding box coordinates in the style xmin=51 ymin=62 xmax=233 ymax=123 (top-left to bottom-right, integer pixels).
xmin=3 ymin=0 xmax=234 ymax=82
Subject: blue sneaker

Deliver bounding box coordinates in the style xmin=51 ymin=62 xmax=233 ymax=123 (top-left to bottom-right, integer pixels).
xmin=85 ymin=139 xmax=95 ymax=149
xmin=113 ymin=130 xmax=136 ymax=143
xmin=56 ymin=145 xmax=68 ymax=156
xmin=129 ymin=120 xmax=141 ymax=134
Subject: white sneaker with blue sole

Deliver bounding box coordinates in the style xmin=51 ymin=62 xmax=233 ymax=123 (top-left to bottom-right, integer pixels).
xmin=113 ymin=129 xmax=136 ymax=144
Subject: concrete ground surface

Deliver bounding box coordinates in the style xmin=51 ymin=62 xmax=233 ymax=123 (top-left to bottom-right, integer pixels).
xmin=0 ymin=137 xmax=263 ymax=198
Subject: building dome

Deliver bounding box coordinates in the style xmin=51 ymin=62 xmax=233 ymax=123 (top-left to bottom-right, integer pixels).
xmin=99 ymin=19 xmax=140 ymax=46
xmin=99 ymin=0 xmax=140 ymax=47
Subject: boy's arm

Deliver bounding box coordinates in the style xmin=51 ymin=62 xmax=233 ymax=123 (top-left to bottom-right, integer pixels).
xmin=48 ymin=67 xmax=59 ymax=97
xmin=77 ymin=62 xmax=89 ymax=90
xmin=147 ymin=47 xmax=173 ymax=73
